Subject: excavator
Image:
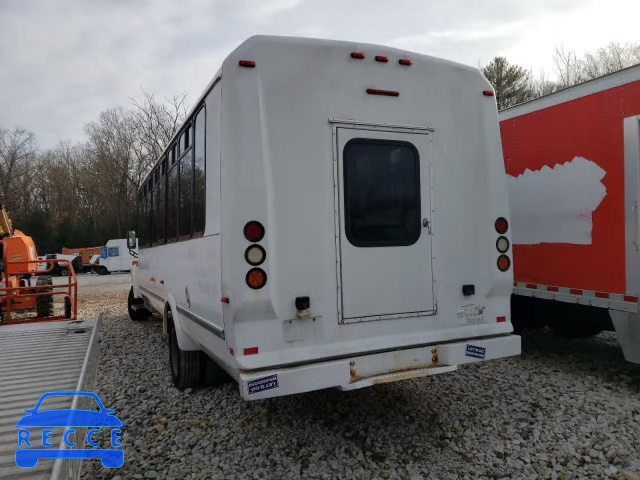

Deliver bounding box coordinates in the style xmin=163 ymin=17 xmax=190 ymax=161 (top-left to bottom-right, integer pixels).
xmin=0 ymin=200 xmax=76 ymax=323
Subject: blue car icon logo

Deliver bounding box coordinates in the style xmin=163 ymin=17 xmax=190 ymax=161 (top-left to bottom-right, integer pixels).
xmin=15 ymin=391 xmax=124 ymax=468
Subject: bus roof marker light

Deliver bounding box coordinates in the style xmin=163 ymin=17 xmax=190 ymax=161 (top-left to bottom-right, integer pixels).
xmin=483 ymin=90 xmax=495 ymax=96
xmin=351 ymin=52 xmax=365 ymax=59
xmin=375 ymin=55 xmax=389 ymax=63
xmin=239 ymin=60 xmax=256 ymax=68
xmin=399 ymin=59 xmax=412 ymax=66
xmin=366 ymin=89 xmax=399 ymax=97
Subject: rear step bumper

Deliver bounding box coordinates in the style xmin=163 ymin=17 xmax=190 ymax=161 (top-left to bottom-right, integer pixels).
xmin=238 ymin=334 xmax=521 ymax=400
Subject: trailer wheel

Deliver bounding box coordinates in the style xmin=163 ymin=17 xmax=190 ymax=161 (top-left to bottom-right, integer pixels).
xmin=202 ymin=356 xmax=229 ymax=386
xmin=127 ymin=287 xmax=151 ymax=321
xmin=97 ymin=266 xmax=109 ymax=276
xmin=64 ymin=296 xmax=72 ymax=319
xmin=36 ymin=276 xmax=54 ymax=318
xmin=168 ymin=310 xmax=202 ymax=390
xmin=71 ymin=256 xmax=83 ymax=274
xmin=59 ymin=267 xmax=69 ymax=277
xmin=550 ymin=304 xmax=611 ymax=339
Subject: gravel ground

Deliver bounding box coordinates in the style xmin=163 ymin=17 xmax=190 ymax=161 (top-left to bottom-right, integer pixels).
xmin=79 ymin=290 xmax=640 ymax=480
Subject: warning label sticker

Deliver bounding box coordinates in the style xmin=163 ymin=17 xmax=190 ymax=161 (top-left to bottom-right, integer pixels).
xmin=247 ymin=374 xmax=279 ymax=395
xmin=457 ymin=304 xmax=485 ymax=325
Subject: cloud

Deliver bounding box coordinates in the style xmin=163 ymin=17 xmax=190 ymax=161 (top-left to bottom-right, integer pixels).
xmin=0 ymin=0 xmax=638 ymax=148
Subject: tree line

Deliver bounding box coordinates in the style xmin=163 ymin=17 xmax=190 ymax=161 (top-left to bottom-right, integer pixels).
xmin=1 ymin=41 xmax=638 ymax=255
xmin=482 ymin=42 xmax=640 ymax=110
xmin=0 ymin=90 xmax=188 ymax=255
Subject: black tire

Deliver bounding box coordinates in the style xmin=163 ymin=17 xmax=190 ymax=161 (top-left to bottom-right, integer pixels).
xmin=64 ymin=296 xmax=72 ymax=319
xmin=97 ymin=266 xmax=108 ymax=276
xmin=127 ymin=287 xmax=151 ymax=321
xmin=168 ymin=310 xmax=202 ymax=390
xmin=549 ymin=303 xmax=611 ymax=339
xmin=36 ymin=276 xmax=54 ymax=318
xmin=71 ymin=256 xmax=83 ymax=274
xmin=202 ymin=356 xmax=229 ymax=386
xmin=59 ymin=268 xmax=69 ymax=277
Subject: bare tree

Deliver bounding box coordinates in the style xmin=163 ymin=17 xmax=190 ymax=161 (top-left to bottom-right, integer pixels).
xmin=0 ymin=128 xmax=39 ymax=214
xmin=130 ymin=87 xmax=188 ymax=179
xmin=554 ymin=42 xmax=640 ymax=88
xmin=528 ymin=69 xmax=560 ymax=98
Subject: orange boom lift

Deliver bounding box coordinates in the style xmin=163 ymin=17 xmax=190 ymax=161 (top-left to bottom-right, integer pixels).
xmin=0 ymin=200 xmax=77 ymax=324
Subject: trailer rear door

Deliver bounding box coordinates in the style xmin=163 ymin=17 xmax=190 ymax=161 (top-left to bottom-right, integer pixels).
xmin=335 ymin=127 xmax=435 ymax=322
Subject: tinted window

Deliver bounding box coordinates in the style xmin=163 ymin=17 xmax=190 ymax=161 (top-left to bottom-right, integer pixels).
xmin=157 ymin=158 xmax=167 ymax=243
xmin=150 ymin=171 xmax=157 ymax=245
xmin=179 ymin=151 xmax=193 ymax=238
xmin=193 ymin=107 xmax=206 ymax=234
xmin=343 ymin=139 xmax=421 ymax=247
xmin=167 ymin=159 xmax=178 ymax=242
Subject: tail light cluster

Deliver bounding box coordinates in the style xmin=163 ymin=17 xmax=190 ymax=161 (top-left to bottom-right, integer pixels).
xmin=244 ymin=221 xmax=267 ymax=289
xmin=495 ymin=217 xmax=511 ymax=272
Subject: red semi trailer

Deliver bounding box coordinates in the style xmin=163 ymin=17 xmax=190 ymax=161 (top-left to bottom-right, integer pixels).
xmin=499 ymin=64 xmax=640 ymax=363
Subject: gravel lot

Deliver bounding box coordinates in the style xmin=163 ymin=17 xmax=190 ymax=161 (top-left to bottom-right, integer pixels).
xmin=78 ymin=284 xmax=640 ymax=480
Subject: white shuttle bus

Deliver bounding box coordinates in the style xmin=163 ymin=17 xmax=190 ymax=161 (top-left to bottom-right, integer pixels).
xmin=127 ymin=36 xmax=520 ymax=400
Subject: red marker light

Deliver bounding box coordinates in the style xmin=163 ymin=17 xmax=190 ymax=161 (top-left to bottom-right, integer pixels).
xmin=483 ymin=90 xmax=495 ymax=96
xmin=375 ymin=55 xmax=389 ymax=63
xmin=351 ymin=52 xmax=365 ymax=59
xmin=497 ymin=316 xmax=506 ymax=323
xmin=221 ymin=297 xmax=230 ymax=304
xmin=244 ymin=221 xmax=265 ymax=242
xmin=244 ymin=347 xmax=259 ymax=356
xmin=495 ymin=217 xmax=508 ymax=234
xmin=399 ymin=59 xmax=412 ymax=66
xmin=239 ymin=60 xmax=256 ymax=68
xmin=366 ymin=88 xmax=399 ymax=97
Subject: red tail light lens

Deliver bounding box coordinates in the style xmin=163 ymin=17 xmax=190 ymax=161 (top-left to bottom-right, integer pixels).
xmin=495 ymin=217 xmax=508 ymax=234
xmin=244 ymin=221 xmax=265 ymax=242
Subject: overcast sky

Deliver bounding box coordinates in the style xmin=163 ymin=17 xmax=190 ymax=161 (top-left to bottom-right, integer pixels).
xmin=1 ymin=0 xmax=639 ymax=148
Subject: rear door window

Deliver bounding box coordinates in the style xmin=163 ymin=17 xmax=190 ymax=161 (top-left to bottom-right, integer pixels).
xmin=343 ymin=139 xmax=421 ymax=247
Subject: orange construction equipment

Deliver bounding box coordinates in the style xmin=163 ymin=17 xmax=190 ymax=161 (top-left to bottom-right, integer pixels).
xmin=62 ymin=245 xmax=103 ymax=266
xmin=0 ymin=200 xmax=77 ymax=324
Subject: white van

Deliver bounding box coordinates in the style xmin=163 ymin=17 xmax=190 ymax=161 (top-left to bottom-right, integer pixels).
xmin=127 ymin=36 xmax=520 ymax=400
xmin=95 ymin=239 xmax=138 ymax=275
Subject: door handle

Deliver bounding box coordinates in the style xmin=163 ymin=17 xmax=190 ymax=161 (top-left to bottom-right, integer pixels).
xmin=422 ymin=218 xmax=431 ymax=234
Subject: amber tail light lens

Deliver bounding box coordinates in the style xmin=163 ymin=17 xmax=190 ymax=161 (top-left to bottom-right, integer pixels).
xmin=246 ymin=268 xmax=267 ymax=289
xmin=497 ymin=255 xmax=511 ymax=272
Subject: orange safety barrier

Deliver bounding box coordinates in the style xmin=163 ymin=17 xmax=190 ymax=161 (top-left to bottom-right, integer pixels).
xmin=0 ymin=259 xmax=78 ymax=325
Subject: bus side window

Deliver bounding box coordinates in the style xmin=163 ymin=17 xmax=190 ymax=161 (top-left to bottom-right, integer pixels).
xmin=178 ymin=122 xmax=193 ymax=238
xmin=167 ymin=146 xmax=178 ymax=242
xmin=158 ymin=158 xmax=167 ymax=244
xmin=193 ymin=107 xmax=206 ymax=234
xmin=151 ymin=170 xmax=157 ymax=246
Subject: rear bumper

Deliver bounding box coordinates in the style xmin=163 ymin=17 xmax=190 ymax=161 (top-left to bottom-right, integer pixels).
xmin=238 ymin=334 xmax=521 ymax=400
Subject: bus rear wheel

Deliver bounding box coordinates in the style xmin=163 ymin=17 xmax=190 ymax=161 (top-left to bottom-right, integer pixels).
xmin=168 ymin=310 xmax=202 ymax=390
